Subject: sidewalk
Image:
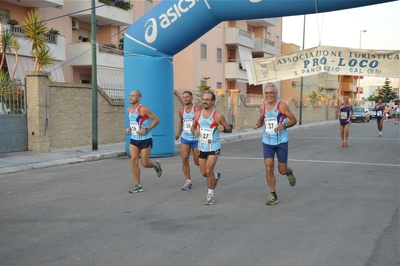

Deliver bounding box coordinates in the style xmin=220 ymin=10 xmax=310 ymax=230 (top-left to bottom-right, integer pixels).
xmin=0 ymin=121 xmax=336 ymax=175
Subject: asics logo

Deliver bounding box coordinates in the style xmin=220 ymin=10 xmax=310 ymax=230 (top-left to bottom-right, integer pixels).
xmin=144 ymin=0 xmax=196 ymax=43
xmin=144 ymin=0 xmax=261 ymax=44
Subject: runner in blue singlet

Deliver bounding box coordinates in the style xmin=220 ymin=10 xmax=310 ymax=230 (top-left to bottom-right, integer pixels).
xmin=175 ymin=91 xmax=199 ymax=190
xmin=125 ymin=90 xmax=162 ymax=194
xmin=191 ymin=92 xmax=232 ymax=205
xmin=335 ymin=96 xmax=353 ymax=147
xmin=374 ymin=98 xmax=385 ymax=137
xmin=253 ymin=84 xmax=297 ymax=206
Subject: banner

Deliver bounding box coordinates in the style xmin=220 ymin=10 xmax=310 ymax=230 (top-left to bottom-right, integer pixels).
xmin=248 ymin=45 xmax=400 ymax=85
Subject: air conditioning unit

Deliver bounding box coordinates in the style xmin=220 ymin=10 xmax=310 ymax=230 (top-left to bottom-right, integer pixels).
xmin=72 ymin=19 xmax=79 ymax=30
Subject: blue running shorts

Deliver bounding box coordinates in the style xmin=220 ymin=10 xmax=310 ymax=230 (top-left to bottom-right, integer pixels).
xmin=263 ymin=141 xmax=288 ymax=163
xmin=181 ymin=137 xmax=198 ymax=149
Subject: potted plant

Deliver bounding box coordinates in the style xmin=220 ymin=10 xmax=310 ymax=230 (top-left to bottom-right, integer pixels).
xmin=7 ymin=19 xmax=19 ymax=27
xmin=115 ymin=1 xmax=133 ymax=10
xmin=48 ymin=28 xmax=60 ymax=36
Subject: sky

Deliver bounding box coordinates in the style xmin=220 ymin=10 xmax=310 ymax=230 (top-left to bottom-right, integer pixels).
xmin=281 ymin=1 xmax=400 ymax=98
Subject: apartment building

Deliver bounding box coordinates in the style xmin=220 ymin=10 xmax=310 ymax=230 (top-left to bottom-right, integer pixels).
xmin=0 ymin=0 xmax=282 ymax=100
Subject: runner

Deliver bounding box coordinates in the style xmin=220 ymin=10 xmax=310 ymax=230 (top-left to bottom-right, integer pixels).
xmin=253 ymin=84 xmax=297 ymax=206
xmin=175 ymin=91 xmax=199 ymax=190
xmin=191 ymin=92 xmax=231 ymax=205
xmin=335 ymin=96 xmax=353 ymax=147
xmin=373 ymin=98 xmax=385 ymax=137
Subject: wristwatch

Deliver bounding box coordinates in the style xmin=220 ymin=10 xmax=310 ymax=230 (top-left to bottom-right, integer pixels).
xmin=284 ymin=123 xmax=288 ymax=129
xmin=144 ymin=128 xmax=150 ymax=133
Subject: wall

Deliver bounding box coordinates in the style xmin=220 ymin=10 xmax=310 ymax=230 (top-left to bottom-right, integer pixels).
xmin=48 ymin=83 xmax=124 ymax=149
xmin=26 ymin=73 xmax=337 ymax=152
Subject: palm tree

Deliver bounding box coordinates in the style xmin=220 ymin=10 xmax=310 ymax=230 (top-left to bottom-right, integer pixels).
xmin=35 ymin=46 xmax=54 ymax=71
xmin=22 ymin=11 xmax=47 ymax=71
xmin=309 ymin=87 xmax=326 ymax=100
xmin=0 ymin=30 xmax=15 ymax=70
xmin=10 ymin=39 xmax=20 ymax=79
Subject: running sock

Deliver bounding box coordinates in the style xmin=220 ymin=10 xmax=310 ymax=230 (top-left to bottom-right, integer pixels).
xmin=208 ymin=189 xmax=214 ymax=196
xmin=271 ymin=192 xmax=277 ymax=197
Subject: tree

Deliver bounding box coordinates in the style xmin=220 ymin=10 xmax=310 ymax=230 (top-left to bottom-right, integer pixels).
xmin=378 ymin=78 xmax=398 ymax=104
xmin=23 ymin=11 xmax=51 ymax=71
xmin=197 ymin=76 xmax=213 ymax=94
xmin=308 ymin=87 xmax=326 ymax=100
xmin=35 ymin=46 xmax=54 ymax=71
xmin=0 ymin=30 xmax=15 ymax=70
xmin=10 ymin=39 xmax=20 ymax=79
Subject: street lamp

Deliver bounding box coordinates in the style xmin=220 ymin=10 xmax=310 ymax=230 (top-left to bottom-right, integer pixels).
xmin=357 ymin=29 xmax=367 ymax=104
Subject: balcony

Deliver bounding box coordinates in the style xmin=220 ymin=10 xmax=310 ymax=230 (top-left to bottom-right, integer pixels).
xmin=253 ymin=37 xmax=277 ymax=56
xmin=0 ymin=25 xmax=65 ymax=61
xmin=69 ymin=42 xmax=123 ymax=68
xmin=247 ymin=18 xmax=278 ymax=28
xmin=1 ymin=0 xmax=64 ymax=8
xmin=342 ymin=83 xmax=356 ymax=92
xmin=68 ymin=0 xmax=133 ymax=26
xmin=225 ymin=62 xmax=249 ymax=82
xmin=225 ymin=28 xmax=254 ymax=49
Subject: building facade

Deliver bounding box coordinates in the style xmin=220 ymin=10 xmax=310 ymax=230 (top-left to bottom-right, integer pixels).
xmin=0 ymin=0 xmax=282 ymax=101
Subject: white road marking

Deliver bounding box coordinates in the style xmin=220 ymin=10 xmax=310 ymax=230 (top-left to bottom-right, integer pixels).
xmin=218 ymin=157 xmax=400 ymax=167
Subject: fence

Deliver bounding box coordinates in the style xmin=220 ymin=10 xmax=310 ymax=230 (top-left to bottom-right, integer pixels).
xmin=0 ymin=82 xmax=26 ymax=114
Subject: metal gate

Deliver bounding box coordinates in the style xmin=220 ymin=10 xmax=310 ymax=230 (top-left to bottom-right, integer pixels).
xmin=0 ymin=81 xmax=27 ymax=153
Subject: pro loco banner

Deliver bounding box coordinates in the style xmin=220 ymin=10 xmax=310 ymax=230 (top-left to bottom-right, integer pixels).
xmin=248 ymin=45 xmax=400 ymax=85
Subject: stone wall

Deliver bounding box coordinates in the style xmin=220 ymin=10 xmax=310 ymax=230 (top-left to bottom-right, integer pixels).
xmin=26 ymin=73 xmax=338 ymax=151
xmin=48 ymin=83 xmax=124 ymax=149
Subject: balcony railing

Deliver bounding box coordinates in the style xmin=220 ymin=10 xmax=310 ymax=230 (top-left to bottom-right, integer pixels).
xmin=225 ymin=28 xmax=254 ymax=49
xmin=9 ymin=26 xmax=59 ymax=44
xmin=225 ymin=62 xmax=249 ymax=82
xmin=253 ymin=37 xmax=277 ymax=55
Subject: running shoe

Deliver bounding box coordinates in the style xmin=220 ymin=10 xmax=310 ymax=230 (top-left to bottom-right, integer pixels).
xmin=342 ymin=141 xmax=345 ymax=147
xmin=287 ymin=170 xmax=296 ymax=187
xmin=266 ymin=193 xmax=278 ymax=205
xmin=214 ymin=172 xmax=221 ymax=189
xmin=345 ymin=141 xmax=348 ymax=147
xmin=129 ymin=184 xmax=143 ymax=193
xmin=182 ymin=180 xmax=192 ymax=190
xmin=205 ymin=193 xmax=215 ymax=205
xmin=155 ymin=160 xmax=162 ymax=177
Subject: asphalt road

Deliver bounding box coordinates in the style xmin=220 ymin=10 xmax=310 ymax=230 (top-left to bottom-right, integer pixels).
xmin=1 ymin=120 xmax=399 ymax=266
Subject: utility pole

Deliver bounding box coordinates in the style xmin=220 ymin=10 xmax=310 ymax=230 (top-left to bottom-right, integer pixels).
xmin=91 ymin=0 xmax=98 ymax=150
xmin=299 ymin=15 xmax=306 ymax=125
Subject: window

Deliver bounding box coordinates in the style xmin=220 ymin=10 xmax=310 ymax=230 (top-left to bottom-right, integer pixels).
xmin=80 ymin=74 xmax=90 ymax=84
xmin=217 ymin=82 xmax=222 ymax=89
xmin=216 ymin=48 xmax=222 ymax=63
xmin=267 ymin=32 xmax=271 ymax=40
xmin=201 ymin=44 xmax=207 ymax=60
xmin=201 ymin=80 xmax=207 ymax=86
xmin=275 ymin=36 xmax=279 ymax=47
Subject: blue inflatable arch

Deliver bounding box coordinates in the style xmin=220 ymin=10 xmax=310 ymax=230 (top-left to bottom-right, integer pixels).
xmin=124 ymin=0 xmax=393 ymax=156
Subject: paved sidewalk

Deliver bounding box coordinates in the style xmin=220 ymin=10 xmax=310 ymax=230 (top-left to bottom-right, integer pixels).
xmin=0 ymin=120 xmax=336 ymax=175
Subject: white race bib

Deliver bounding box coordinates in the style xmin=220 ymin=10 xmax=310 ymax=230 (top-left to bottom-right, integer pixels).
xmin=377 ymin=110 xmax=383 ymax=116
xmin=264 ymin=117 xmax=278 ymax=134
xmin=340 ymin=112 xmax=347 ymax=119
xmin=200 ymin=128 xmax=213 ymax=145
xmin=130 ymin=121 xmax=139 ymax=136
xmin=183 ymin=119 xmax=193 ymax=132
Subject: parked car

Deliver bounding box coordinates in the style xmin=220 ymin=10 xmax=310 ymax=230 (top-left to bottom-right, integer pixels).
xmin=369 ymin=108 xmax=376 ymax=119
xmin=351 ymin=107 xmax=370 ymax=122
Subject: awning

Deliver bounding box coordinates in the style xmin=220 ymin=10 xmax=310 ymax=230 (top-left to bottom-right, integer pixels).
xmin=237 ymin=45 xmax=253 ymax=70
xmin=5 ymin=54 xmax=65 ymax=83
xmin=97 ymin=66 xmax=124 ymax=101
